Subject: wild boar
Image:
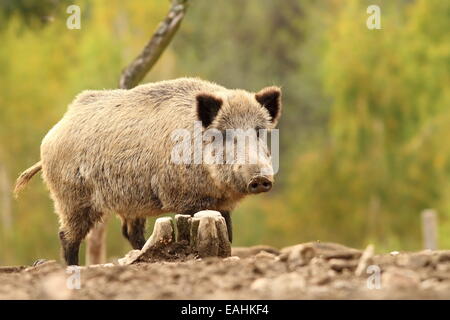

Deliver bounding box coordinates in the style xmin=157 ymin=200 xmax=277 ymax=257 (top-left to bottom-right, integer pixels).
xmin=14 ymin=77 xmax=282 ymax=265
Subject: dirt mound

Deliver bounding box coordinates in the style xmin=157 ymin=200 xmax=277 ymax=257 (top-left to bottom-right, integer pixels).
xmin=137 ymin=240 xmax=196 ymax=262
xmin=1 ymin=242 xmax=450 ymax=299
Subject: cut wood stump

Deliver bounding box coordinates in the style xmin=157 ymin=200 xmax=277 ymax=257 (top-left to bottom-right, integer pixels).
xmin=118 ymin=210 xmax=231 ymax=264
xmin=194 ymin=214 xmax=219 ymax=257
xmin=175 ymin=214 xmax=192 ymax=242
xmin=191 ymin=210 xmax=231 ymax=258
xmin=142 ymin=216 xmax=175 ymax=250
xmin=119 ymin=217 xmax=175 ymax=265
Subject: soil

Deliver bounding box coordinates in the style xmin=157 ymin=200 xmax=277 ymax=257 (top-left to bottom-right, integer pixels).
xmin=1 ymin=242 xmax=450 ymax=299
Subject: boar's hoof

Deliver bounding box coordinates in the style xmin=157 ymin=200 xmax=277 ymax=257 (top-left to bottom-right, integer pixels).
xmin=191 ymin=210 xmax=231 ymax=258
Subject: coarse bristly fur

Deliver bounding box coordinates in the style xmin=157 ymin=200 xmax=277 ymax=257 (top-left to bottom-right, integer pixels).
xmin=14 ymin=77 xmax=282 ymax=265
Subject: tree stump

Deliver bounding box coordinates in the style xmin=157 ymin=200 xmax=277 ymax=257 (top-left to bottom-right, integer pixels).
xmin=119 ymin=210 xmax=231 ymax=264
xmin=192 ymin=210 xmax=231 ymax=258
xmin=175 ymin=214 xmax=192 ymax=242
xmin=142 ymin=217 xmax=175 ymax=251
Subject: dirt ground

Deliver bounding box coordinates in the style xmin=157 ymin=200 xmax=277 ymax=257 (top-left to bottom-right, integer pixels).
xmin=1 ymin=242 xmax=450 ymax=299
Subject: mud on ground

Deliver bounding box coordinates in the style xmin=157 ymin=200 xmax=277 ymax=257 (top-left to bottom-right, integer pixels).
xmin=1 ymin=242 xmax=450 ymax=299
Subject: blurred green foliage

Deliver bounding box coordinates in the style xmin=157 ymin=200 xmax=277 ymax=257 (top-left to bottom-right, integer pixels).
xmin=0 ymin=0 xmax=448 ymax=265
xmin=0 ymin=0 xmax=71 ymax=27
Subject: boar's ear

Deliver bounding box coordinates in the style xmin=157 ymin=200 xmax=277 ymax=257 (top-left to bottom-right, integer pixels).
xmin=255 ymin=86 xmax=282 ymax=123
xmin=196 ymin=93 xmax=223 ymax=128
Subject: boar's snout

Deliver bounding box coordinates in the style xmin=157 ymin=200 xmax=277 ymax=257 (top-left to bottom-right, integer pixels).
xmin=247 ymin=176 xmax=273 ymax=194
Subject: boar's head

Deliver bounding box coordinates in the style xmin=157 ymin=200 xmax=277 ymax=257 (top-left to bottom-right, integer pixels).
xmin=196 ymin=86 xmax=282 ymax=195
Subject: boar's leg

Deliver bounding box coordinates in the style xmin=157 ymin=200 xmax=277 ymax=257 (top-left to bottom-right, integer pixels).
xmin=58 ymin=206 xmax=101 ymax=266
xmin=59 ymin=231 xmax=81 ymax=266
xmin=121 ymin=223 xmax=129 ymax=241
xmin=121 ymin=218 xmax=146 ymax=250
xmin=220 ymin=211 xmax=233 ymax=243
xmin=128 ymin=218 xmax=146 ymax=250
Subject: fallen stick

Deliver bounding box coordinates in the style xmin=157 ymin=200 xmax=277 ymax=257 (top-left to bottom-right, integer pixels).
xmin=355 ymin=244 xmax=375 ymax=276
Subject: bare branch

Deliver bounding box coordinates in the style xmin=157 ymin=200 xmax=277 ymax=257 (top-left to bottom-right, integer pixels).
xmin=119 ymin=0 xmax=189 ymax=89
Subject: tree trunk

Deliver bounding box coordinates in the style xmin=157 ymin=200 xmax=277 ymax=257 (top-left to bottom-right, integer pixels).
xmin=0 ymin=162 xmax=12 ymax=233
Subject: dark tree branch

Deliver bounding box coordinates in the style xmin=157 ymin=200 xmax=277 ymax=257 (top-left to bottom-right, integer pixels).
xmin=119 ymin=0 xmax=189 ymax=89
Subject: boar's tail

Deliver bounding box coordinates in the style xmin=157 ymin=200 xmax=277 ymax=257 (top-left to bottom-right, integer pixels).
xmin=14 ymin=161 xmax=42 ymax=197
